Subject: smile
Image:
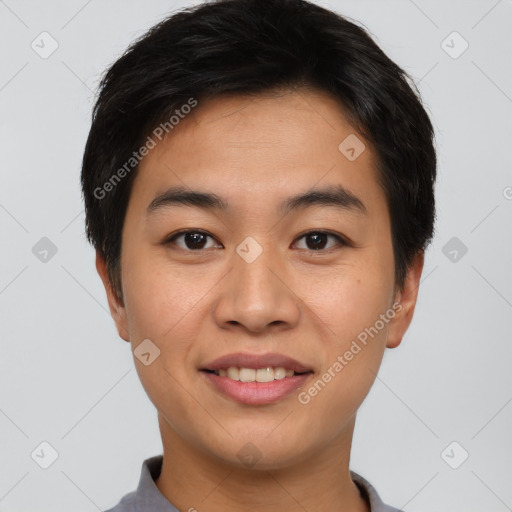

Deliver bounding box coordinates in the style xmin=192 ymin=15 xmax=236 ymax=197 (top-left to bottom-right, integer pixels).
xmin=204 ymin=366 xmax=308 ymax=382
xmin=200 ymin=352 xmax=314 ymax=405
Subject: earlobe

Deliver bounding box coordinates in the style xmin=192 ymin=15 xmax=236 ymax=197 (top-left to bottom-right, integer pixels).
xmin=95 ymin=251 xmax=130 ymax=342
xmin=385 ymin=251 xmax=425 ymax=349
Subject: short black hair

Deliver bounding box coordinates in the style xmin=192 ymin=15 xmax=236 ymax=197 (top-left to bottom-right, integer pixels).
xmin=81 ymin=0 xmax=437 ymax=302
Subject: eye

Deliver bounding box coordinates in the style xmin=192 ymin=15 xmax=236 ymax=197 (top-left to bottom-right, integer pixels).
xmin=164 ymin=230 xmax=220 ymax=251
xmin=164 ymin=229 xmax=348 ymax=252
xmin=293 ymin=231 xmax=346 ymax=251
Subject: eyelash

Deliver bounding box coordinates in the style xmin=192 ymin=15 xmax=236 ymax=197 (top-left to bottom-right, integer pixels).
xmin=163 ymin=229 xmax=349 ymax=253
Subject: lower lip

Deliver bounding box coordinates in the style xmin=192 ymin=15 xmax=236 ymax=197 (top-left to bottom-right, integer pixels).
xmin=201 ymin=371 xmax=312 ymax=405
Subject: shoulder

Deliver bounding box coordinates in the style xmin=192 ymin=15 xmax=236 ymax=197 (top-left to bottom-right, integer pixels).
xmin=102 ymin=489 xmax=137 ymax=512
xmin=350 ymin=471 xmax=404 ymax=512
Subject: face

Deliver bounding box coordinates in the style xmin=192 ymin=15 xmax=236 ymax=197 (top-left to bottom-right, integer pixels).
xmin=98 ymin=89 xmax=423 ymax=470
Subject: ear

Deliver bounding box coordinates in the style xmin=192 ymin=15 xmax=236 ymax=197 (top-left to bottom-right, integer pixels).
xmin=386 ymin=251 xmax=425 ymax=349
xmin=95 ymin=251 xmax=130 ymax=342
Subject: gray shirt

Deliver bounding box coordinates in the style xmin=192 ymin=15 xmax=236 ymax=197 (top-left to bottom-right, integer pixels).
xmin=104 ymin=455 xmax=404 ymax=512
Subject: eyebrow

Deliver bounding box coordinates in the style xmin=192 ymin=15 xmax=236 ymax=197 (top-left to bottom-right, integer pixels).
xmin=146 ymin=184 xmax=367 ymax=216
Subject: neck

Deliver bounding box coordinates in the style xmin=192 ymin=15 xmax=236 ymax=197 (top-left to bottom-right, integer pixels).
xmin=155 ymin=414 xmax=369 ymax=512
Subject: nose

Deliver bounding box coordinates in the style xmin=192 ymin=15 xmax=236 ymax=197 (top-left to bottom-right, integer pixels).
xmin=212 ymin=238 xmax=301 ymax=334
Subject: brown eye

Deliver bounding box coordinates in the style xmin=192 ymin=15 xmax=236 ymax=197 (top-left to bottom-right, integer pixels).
xmin=293 ymin=231 xmax=346 ymax=251
xmin=164 ymin=229 xmax=347 ymax=252
xmin=165 ymin=230 xmax=219 ymax=251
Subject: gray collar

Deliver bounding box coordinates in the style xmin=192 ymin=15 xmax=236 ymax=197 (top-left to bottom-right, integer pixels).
xmin=111 ymin=455 xmax=403 ymax=512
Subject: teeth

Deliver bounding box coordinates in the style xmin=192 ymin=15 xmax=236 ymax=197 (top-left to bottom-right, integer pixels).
xmin=239 ymin=368 xmax=256 ymax=382
xmin=274 ymin=367 xmax=286 ymax=380
xmin=227 ymin=367 xmax=240 ymax=380
xmin=216 ymin=366 xmax=300 ymax=382
xmin=256 ymin=368 xmax=274 ymax=382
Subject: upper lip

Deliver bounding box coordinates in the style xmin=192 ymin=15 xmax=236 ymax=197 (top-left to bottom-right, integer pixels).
xmin=201 ymin=352 xmax=313 ymax=373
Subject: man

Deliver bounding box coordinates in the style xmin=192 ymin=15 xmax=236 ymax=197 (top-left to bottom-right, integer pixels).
xmin=81 ymin=0 xmax=437 ymax=510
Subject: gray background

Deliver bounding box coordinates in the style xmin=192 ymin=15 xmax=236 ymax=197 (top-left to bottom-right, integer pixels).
xmin=1 ymin=0 xmax=511 ymax=510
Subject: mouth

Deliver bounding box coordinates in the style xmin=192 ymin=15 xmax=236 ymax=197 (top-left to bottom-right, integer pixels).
xmin=201 ymin=366 xmax=312 ymax=382
xmin=200 ymin=352 xmax=314 ymax=405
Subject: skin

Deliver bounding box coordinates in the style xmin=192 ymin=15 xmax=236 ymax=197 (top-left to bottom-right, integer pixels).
xmin=97 ymin=88 xmax=424 ymax=512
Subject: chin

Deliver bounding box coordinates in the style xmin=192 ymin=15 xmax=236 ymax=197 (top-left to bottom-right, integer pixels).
xmin=206 ymin=434 xmax=316 ymax=472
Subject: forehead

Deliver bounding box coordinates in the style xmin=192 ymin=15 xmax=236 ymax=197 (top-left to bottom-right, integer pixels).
xmin=131 ymin=89 xmax=384 ymax=217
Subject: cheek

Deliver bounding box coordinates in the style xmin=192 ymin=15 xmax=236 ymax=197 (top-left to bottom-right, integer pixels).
xmin=121 ymin=247 xmax=207 ymax=341
xmin=120 ymin=251 xmax=206 ymax=412
xmin=297 ymin=278 xmax=393 ymax=434
xmin=312 ymin=255 xmax=395 ymax=343
xmin=312 ymin=279 xmax=391 ymax=388
xmin=303 ymin=245 xmax=395 ymax=403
